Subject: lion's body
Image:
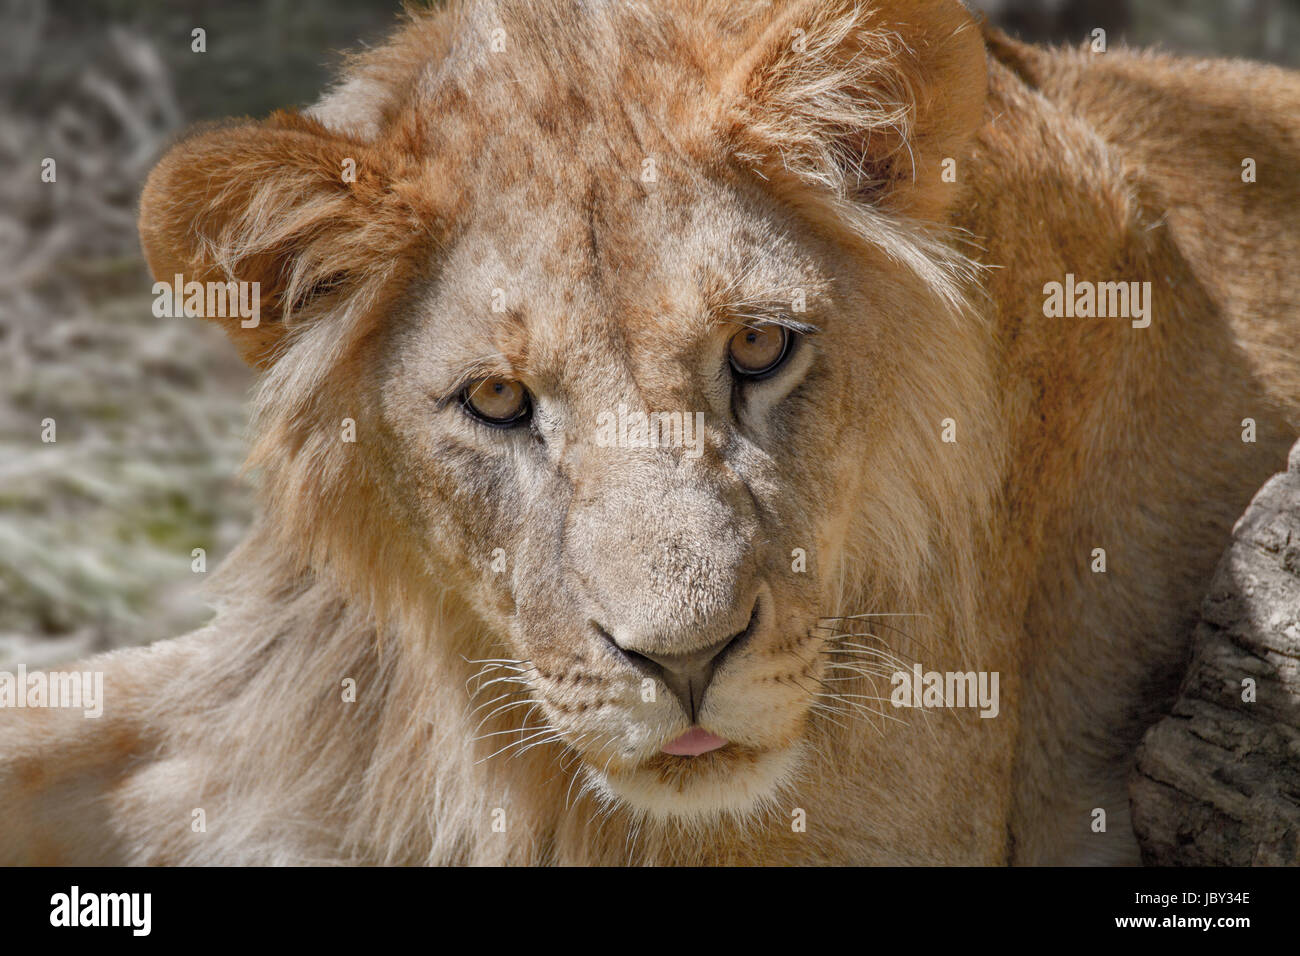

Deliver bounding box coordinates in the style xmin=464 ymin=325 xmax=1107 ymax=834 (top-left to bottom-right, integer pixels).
xmin=967 ymin=40 xmax=1300 ymax=863
xmin=2 ymin=1 xmax=1297 ymax=865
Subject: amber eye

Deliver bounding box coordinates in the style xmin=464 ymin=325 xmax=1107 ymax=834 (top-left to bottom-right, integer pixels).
xmin=462 ymin=377 xmax=531 ymax=426
xmin=728 ymin=325 xmax=791 ymax=378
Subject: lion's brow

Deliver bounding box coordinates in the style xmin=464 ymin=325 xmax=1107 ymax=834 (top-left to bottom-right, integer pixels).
xmin=712 ymin=302 xmax=822 ymax=336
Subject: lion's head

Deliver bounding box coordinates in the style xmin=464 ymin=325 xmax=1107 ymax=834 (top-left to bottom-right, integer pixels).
xmin=138 ymin=0 xmax=999 ymax=824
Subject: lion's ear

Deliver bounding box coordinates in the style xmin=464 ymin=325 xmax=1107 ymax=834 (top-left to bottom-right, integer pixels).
xmin=138 ymin=113 xmax=420 ymax=367
xmin=721 ymin=0 xmax=987 ymax=221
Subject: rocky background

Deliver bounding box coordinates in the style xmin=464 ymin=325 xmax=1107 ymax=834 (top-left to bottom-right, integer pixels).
xmin=1 ymin=0 xmax=1297 ymax=669
xmin=1131 ymin=442 xmax=1300 ymax=865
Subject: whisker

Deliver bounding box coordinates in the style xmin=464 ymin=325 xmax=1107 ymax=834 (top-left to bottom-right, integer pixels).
xmin=509 ymin=734 xmax=568 ymax=761
xmin=467 ymin=688 xmax=528 ymax=718
xmin=824 ymin=660 xmax=899 ymax=674
xmin=475 ymin=726 xmax=559 ymax=765
xmin=816 ymin=697 xmax=883 ymax=735
xmin=822 ymin=627 xmax=921 ymax=652
xmin=466 ymin=666 xmax=538 ymax=697
xmin=820 ymin=647 xmax=907 ymax=663
xmin=465 ymin=662 xmax=532 ymax=688
xmin=471 ymin=697 xmax=538 ymax=735
xmin=806 ymin=702 xmax=853 ymax=732
xmin=821 ymin=671 xmax=894 ymax=681
xmin=470 ymin=673 xmax=534 ymax=697
xmin=825 ymin=641 xmax=914 ymax=665
xmin=462 ymin=655 xmax=532 ymax=685
xmin=832 ymin=692 xmax=905 ymax=708
xmin=820 ymin=618 xmax=934 ymax=654
xmin=541 ymin=730 xmax=596 ymax=790
xmin=470 ymin=722 xmax=552 ymax=743
xmin=825 ymin=612 xmax=931 ymax=619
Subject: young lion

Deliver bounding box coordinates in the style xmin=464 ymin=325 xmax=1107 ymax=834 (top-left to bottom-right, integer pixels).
xmin=2 ymin=0 xmax=1298 ymax=865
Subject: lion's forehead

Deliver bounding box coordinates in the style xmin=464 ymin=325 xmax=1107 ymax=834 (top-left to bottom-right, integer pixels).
xmin=400 ymin=181 xmax=824 ymax=399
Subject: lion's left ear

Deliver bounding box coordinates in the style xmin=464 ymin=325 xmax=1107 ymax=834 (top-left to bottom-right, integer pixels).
xmin=138 ymin=112 xmax=431 ymax=368
xmin=720 ymin=0 xmax=987 ymax=221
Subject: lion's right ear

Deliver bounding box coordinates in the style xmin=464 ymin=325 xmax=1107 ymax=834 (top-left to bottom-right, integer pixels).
xmin=719 ymin=0 xmax=988 ymax=222
xmin=138 ymin=112 xmax=426 ymax=367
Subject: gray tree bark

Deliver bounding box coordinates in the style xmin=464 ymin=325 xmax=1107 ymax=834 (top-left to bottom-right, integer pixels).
xmin=1131 ymin=440 xmax=1300 ymax=865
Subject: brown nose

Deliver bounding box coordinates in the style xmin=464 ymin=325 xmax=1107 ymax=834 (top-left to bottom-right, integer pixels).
xmin=597 ymin=599 xmax=760 ymax=721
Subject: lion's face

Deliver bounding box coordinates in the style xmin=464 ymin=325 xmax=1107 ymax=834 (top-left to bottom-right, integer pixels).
xmin=138 ymin=0 xmax=990 ymax=824
xmin=374 ymin=170 xmax=881 ymax=819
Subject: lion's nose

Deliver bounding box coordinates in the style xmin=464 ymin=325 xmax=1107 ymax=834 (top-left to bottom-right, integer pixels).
xmin=596 ymin=598 xmax=760 ymax=721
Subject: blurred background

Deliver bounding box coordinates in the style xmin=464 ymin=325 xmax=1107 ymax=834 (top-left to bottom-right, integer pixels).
xmin=1 ymin=0 xmax=1297 ymax=668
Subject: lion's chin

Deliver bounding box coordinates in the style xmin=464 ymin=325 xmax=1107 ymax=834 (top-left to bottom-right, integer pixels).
xmin=588 ymin=740 xmax=804 ymax=823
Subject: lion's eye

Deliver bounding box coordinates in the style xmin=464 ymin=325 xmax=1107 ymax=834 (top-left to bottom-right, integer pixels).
xmin=728 ymin=325 xmax=791 ymax=379
xmin=462 ymin=377 xmax=531 ymax=426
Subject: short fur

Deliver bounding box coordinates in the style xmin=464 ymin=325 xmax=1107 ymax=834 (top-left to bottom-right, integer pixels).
xmin=2 ymin=0 xmax=1298 ymax=865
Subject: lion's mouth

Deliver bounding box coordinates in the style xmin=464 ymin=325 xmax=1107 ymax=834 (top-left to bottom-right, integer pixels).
xmin=594 ymin=731 xmax=797 ymax=818
xmin=661 ymin=726 xmax=729 ymax=756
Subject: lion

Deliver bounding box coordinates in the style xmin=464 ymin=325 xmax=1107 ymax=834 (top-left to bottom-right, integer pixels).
xmin=2 ymin=0 xmax=1298 ymax=866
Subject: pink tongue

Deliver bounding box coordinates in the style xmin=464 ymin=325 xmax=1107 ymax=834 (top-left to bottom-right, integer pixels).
xmin=662 ymin=727 xmax=729 ymax=756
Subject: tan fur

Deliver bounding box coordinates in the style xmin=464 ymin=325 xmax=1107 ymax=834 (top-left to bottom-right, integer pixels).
xmin=2 ymin=0 xmax=1297 ymax=865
